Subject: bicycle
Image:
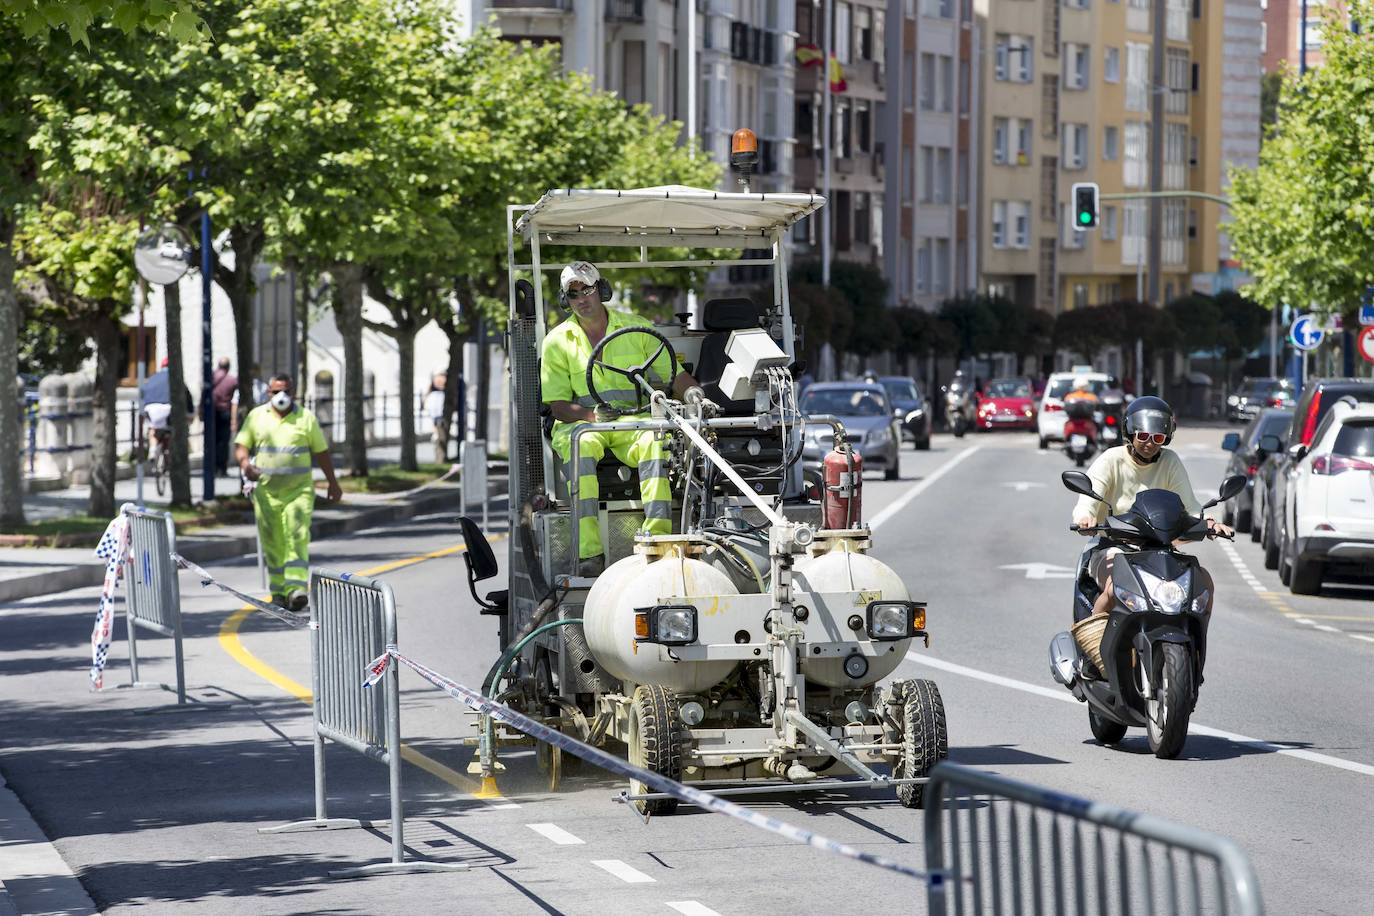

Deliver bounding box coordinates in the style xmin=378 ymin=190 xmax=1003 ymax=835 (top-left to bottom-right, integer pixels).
xmin=148 ymin=427 xmax=171 ymax=496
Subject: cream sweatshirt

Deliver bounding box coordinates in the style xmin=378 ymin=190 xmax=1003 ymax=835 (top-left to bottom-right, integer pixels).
xmin=1071 ymin=446 xmax=1203 ymax=523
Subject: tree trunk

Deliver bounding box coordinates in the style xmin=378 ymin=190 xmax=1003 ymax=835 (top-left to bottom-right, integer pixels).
xmin=215 ymin=224 xmax=264 ymax=419
xmin=0 ymin=219 xmax=24 ymax=527
xmin=332 ymin=263 xmax=368 ymax=476
xmin=164 ymin=281 xmax=193 ymax=507
xmin=397 ymin=323 xmax=418 ymax=471
xmin=88 ymin=313 xmax=122 ymax=519
xmin=442 ymin=324 xmax=465 ymax=447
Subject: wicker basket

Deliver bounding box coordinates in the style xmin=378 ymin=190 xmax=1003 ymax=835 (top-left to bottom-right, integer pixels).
xmin=1072 ymin=615 xmax=1108 ymax=675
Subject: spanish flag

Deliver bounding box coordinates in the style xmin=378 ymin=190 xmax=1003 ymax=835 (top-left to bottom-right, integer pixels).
xmin=796 ymin=43 xmax=823 ymax=67
xmin=829 ymin=56 xmax=847 ymax=92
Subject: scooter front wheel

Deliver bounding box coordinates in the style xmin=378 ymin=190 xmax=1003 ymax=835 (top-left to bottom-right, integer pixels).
xmin=1089 ymin=709 xmax=1127 ymax=745
xmin=1146 ymin=643 xmax=1193 ymax=759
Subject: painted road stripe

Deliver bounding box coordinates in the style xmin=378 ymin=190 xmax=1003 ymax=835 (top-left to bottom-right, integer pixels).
xmin=1351 ymin=634 xmax=1374 ymax=644
xmin=526 ymin=823 xmax=585 ymax=845
xmin=870 ymin=445 xmax=981 ymax=532
xmin=904 ymin=651 xmax=1374 ymax=779
xmin=592 ymin=859 xmax=655 ymax=883
xmin=667 ymin=903 xmax=724 ymax=916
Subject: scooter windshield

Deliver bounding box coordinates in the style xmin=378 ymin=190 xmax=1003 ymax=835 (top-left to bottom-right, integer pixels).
xmin=1122 ymin=489 xmax=1190 ymax=544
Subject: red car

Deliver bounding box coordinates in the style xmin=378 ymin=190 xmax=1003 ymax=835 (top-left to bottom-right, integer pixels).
xmin=976 ymin=377 xmax=1038 ymax=431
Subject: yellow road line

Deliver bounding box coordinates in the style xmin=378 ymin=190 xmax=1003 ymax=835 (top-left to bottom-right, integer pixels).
xmin=218 ymin=537 xmax=508 ymax=796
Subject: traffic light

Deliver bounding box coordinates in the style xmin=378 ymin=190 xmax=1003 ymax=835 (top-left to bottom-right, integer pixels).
xmin=1071 ymin=182 xmax=1100 ymax=231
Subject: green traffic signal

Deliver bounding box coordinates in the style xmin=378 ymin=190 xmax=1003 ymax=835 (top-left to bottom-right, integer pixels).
xmin=1078 ymin=211 xmax=1091 ymax=225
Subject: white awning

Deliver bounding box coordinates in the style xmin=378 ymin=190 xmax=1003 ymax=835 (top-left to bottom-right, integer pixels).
xmin=516 ymin=186 xmax=825 ymax=248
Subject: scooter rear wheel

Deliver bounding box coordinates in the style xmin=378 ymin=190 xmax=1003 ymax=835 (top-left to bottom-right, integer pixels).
xmin=1088 ymin=710 xmax=1127 ymax=745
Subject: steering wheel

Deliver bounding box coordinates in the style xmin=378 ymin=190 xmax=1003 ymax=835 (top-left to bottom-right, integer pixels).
xmin=585 ymin=326 xmax=679 ymax=416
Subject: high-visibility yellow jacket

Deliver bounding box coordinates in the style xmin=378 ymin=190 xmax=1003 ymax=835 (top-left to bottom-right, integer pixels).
xmin=540 ymin=308 xmax=675 ymax=454
xmin=234 ymin=403 xmax=328 ymax=493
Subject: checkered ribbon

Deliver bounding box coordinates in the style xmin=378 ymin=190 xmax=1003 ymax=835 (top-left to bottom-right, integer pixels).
xmin=364 ymin=645 xmax=931 ymax=884
xmin=171 ymin=553 xmax=308 ymax=629
xmin=90 ymin=506 xmax=133 ymax=690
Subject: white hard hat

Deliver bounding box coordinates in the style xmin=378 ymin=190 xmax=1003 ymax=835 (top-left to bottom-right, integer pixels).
xmin=560 ymin=261 xmax=600 ymax=293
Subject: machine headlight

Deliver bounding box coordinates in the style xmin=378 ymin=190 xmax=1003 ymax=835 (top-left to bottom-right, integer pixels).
xmin=634 ymin=604 xmax=698 ymax=645
xmin=1113 ymin=585 xmax=1151 ymax=614
xmin=1227 ymin=395 xmax=1240 ymax=406
xmin=1138 ymin=569 xmax=1192 ymax=615
xmin=843 ymin=654 xmax=870 ymax=680
xmin=865 ymin=600 xmax=924 ymax=641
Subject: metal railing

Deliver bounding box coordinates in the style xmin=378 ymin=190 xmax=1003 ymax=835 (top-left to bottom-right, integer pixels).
xmin=261 ymin=568 xmax=466 ymax=877
xmin=120 ymin=506 xmax=187 ymax=704
xmin=923 ymin=762 xmax=1265 ymax=915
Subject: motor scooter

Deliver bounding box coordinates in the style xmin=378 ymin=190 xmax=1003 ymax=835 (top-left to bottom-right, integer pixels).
xmin=1062 ymin=398 xmax=1098 ymax=466
xmin=943 ymin=386 xmax=974 ymax=437
xmin=1048 ymin=470 xmax=1246 ymax=759
xmin=1097 ymin=389 xmax=1125 ymax=446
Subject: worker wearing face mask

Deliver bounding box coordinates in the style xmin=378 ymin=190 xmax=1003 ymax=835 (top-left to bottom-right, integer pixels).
xmin=234 ymin=373 xmax=342 ymax=611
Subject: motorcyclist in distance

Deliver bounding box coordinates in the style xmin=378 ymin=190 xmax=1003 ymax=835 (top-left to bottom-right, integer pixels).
xmin=1071 ymin=396 xmax=1233 ymax=618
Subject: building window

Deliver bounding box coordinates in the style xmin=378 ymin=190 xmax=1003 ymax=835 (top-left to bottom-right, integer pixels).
xmin=1166 ymin=0 xmax=1190 ymax=41
xmin=1126 ymin=0 xmax=1149 ymax=32
xmin=1016 ymin=118 xmax=1032 ymax=165
xmin=856 ymin=6 xmax=874 ymax=60
xmin=923 ymin=0 xmax=953 ymax=18
xmin=939 ymin=54 xmax=953 ymax=111
xmin=994 ymin=34 xmax=1033 ymax=82
xmin=1062 ymin=122 xmax=1088 ymax=169
xmin=1104 ymin=46 xmax=1120 ymax=82
xmin=1123 ymin=121 xmax=1148 ymax=188
xmin=1125 ymin=41 xmax=1149 ymax=111
xmin=916 ymin=239 xmax=931 ymax=292
xmin=933 ymin=238 xmax=951 ymax=294
xmin=1164 ymin=122 xmax=1188 ymax=188
xmin=855 ymin=192 xmax=872 ymax=244
xmin=935 ymin=147 xmax=952 ymax=203
xmin=836 ymin=2 xmax=852 ymax=64
xmin=1122 ymin=199 xmax=1146 ymax=266
xmin=920 ymin=145 xmax=935 ymax=201
xmin=992 ymin=201 xmax=1007 ymax=248
xmin=1065 ymin=0 xmax=1089 ymax=9
xmin=1073 ymin=284 xmax=1089 ymax=309
xmin=1064 ymin=42 xmax=1089 ymax=89
xmin=1166 ymin=49 xmax=1190 ymax=113
xmin=1102 ymin=205 xmax=1118 ymax=241
xmin=993 ymin=118 xmax=1008 ymax=164
xmin=856 ymin=99 xmax=872 ymax=153
xmin=1012 ymin=200 xmax=1030 ymax=249
xmin=920 ymin=53 xmax=936 ymax=108
xmin=1103 ymin=125 xmax=1119 ymax=160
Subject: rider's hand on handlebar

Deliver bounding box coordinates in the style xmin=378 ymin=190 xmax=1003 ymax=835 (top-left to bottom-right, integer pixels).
xmin=1073 ymin=514 xmax=1098 ymax=531
xmin=1206 ymin=518 xmax=1234 ymax=539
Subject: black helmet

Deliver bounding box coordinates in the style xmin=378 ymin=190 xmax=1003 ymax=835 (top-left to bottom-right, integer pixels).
xmin=1125 ymin=396 xmax=1176 ymax=445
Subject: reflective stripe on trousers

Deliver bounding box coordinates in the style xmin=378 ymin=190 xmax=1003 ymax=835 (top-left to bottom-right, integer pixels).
xmin=559 ymin=428 xmax=671 ymax=559
xmin=254 ymin=482 xmax=315 ymax=595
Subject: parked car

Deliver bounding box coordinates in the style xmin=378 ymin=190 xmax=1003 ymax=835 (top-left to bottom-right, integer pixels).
xmin=800 ymin=382 xmax=902 ymax=480
xmin=1268 ymin=397 xmax=1374 ymax=593
xmin=976 ymin=377 xmax=1037 ymax=432
xmin=1219 ymin=407 xmax=1292 ymax=533
xmin=1259 ymin=378 xmax=1374 ymax=574
xmin=1226 ymin=376 xmax=1296 ymax=423
xmin=1036 ymin=367 xmax=1120 ymax=449
xmin=876 ymin=375 xmax=932 ymax=450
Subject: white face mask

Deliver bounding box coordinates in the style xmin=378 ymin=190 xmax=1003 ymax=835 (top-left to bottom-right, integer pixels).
xmin=271 ymin=391 xmax=293 ymax=411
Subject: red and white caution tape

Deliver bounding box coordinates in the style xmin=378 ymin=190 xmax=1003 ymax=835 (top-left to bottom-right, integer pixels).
xmin=364 ymin=645 xmax=931 ymax=884
xmin=171 ymin=553 xmax=308 ymax=629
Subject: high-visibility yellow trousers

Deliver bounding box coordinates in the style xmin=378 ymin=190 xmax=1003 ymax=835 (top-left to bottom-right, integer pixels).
xmin=254 ymin=482 xmax=315 ymax=597
xmin=557 ymin=427 xmax=671 ymax=559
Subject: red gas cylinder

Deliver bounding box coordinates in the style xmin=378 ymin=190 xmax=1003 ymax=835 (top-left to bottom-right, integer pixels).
xmin=821 ymin=446 xmax=863 ymax=529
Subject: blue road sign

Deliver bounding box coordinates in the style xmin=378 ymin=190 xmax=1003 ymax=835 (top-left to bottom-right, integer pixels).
xmin=1290 ymin=314 xmax=1324 ymax=350
xmin=1360 ymin=302 xmax=1374 ymax=326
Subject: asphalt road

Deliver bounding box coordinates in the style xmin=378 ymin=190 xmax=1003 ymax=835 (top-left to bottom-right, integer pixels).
xmin=1 ymin=425 xmax=1371 ymax=914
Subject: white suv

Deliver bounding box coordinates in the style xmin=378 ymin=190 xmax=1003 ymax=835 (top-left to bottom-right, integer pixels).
xmin=1274 ymin=397 xmax=1374 ymax=594
xmin=1036 ymin=367 xmax=1117 ymax=449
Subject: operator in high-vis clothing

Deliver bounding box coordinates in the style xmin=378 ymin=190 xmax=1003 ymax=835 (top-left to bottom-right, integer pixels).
xmin=235 ymin=373 xmax=343 ymax=610
xmin=541 ymin=261 xmax=709 ymax=577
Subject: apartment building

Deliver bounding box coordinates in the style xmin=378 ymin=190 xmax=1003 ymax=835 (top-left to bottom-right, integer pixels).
xmin=457 ymin=0 xmax=796 ymax=195
xmin=973 ymin=0 xmax=1260 ymax=316
xmin=1261 ymin=0 xmax=1346 ymax=73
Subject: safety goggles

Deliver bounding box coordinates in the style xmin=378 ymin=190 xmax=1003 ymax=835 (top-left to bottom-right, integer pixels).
xmin=1133 ymin=431 xmax=1168 ymax=445
xmin=565 ymin=285 xmax=597 ymax=301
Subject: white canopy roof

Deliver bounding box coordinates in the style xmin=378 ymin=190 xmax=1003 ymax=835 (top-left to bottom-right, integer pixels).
xmin=516 ymin=186 xmax=825 ymax=248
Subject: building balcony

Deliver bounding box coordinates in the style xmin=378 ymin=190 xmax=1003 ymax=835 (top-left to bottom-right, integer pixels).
xmin=605 ymin=0 xmax=644 ymax=22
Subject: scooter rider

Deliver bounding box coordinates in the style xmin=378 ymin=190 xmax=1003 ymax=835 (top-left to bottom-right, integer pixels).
xmin=1070 ymin=396 xmax=1233 ymax=619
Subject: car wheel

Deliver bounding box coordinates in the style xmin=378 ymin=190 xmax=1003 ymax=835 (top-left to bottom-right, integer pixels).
xmin=1262 ymin=515 xmax=1280 ymax=569
xmin=1038 ymin=436 xmax=1048 ymax=450
xmin=1222 ymin=502 xmax=1235 ymax=528
xmin=1278 ymin=529 xmax=1293 ymax=586
xmin=1236 ymin=506 xmax=1252 ymax=534
xmin=1290 ymin=554 xmax=1323 ymax=595
xmin=916 ymin=436 xmax=931 ymax=451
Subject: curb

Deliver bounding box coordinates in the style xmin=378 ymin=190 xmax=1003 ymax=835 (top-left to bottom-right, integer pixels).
xmin=0 ymin=485 xmax=466 ymax=604
xmin=0 ymin=771 xmax=96 ymax=916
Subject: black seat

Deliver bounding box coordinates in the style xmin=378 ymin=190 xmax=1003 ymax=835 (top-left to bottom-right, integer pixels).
xmin=458 ymin=516 xmax=508 ymax=615
xmin=695 ymin=297 xmax=766 ymax=416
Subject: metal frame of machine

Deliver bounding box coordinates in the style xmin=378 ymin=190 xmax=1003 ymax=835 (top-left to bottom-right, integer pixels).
xmin=463 ymin=180 xmax=948 ymax=813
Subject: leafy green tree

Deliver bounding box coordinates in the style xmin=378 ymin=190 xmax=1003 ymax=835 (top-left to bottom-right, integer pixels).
xmin=1230 ymin=1 xmax=1374 ymax=317
xmin=986 ymin=295 xmax=1053 ymax=364
xmin=939 ymin=294 xmax=1000 ymax=361
xmin=1 ymin=0 xmax=203 ymax=45
xmin=1260 ymin=71 xmax=1283 ymax=130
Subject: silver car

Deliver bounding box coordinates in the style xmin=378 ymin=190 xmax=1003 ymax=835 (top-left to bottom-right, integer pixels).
xmin=799 ymin=382 xmax=902 ymax=481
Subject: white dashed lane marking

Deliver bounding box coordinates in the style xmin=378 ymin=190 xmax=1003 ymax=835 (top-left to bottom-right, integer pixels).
xmin=666 ymin=903 xmax=725 ymax=916
xmin=592 ymin=859 xmax=656 ymax=884
xmin=1218 ymin=537 xmax=1373 ymax=647
xmin=526 ymin=823 xmax=585 ymax=845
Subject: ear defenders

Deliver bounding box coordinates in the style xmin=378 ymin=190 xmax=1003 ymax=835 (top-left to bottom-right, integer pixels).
xmin=558 ymin=277 xmax=612 ymax=312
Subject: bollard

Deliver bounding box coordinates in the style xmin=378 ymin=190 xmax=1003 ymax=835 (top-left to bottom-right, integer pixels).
xmin=65 ymin=372 xmax=94 ymax=483
xmin=35 ymin=374 xmax=68 ymax=480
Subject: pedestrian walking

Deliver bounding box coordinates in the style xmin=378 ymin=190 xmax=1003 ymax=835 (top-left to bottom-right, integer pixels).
xmin=424 ymin=370 xmax=449 ymax=464
xmin=210 ymin=357 xmax=237 ymax=476
xmin=234 ymin=373 xmax=342 ymax=611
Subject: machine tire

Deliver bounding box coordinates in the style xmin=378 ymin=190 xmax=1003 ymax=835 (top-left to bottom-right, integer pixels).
xmin=916 ymin=436 xmax=931 ymax=451
xmin=1146 ymin=643 xmax=1193 ymax=760
xmin=1262 ymin=520 xmax=1280 ymax=569
xmin=1075 ymin=453 xmax=1087 ymax=467
xmin=896 ymin=679 xmax=948 ymax=808
xmin=1088 ymin=710 xmax=1127 ymax=746
xmin=885 ymin=458 xmax=900 ymax=481
xmin=627 ymin=685 xmax=684 ymax=816
xmin=1289 ymin=555 xmax=1323 ymax=595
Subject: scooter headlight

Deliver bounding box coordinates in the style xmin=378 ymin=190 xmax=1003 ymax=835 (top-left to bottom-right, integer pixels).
xmin=1138 ymin=569 xmax=1192 ymax=615
xmin=1113 ymin=585 xmax=1151 ymax=614
xmin=634 ymin=604 xmax=698 ymax=645
xmin=1191 ymin=588 xmax=1211 ymax=614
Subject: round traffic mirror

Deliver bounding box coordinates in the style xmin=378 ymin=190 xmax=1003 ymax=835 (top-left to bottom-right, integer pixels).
xmin=133 ymin=224 xmax=192 ymax=286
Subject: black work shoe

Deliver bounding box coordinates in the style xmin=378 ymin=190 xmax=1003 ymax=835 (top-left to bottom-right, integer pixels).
xmin=576 ymin=556 xmax=606 ymax=578
xmin=271 ymin=593 xmax=287 ymax=608
xmin=288 ymin=592 xmax=309 ymax=612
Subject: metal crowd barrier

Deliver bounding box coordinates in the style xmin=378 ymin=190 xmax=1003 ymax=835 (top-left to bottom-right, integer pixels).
xmin=120 ymin=506 xmax=186 ymax=704
xmin=923 ymin=762 xmax=1265 ymax=916
xmin=261 ymin=568 xmax=466 ymax=877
